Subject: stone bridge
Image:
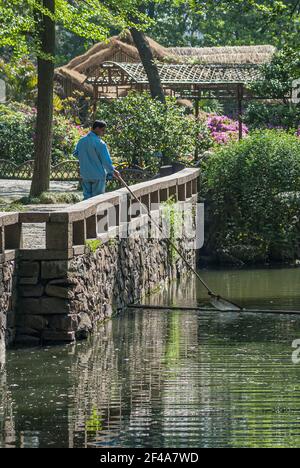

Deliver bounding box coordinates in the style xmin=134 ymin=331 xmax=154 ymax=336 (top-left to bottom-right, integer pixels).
xmin=0 ymin=167 xmax=199 ymax=359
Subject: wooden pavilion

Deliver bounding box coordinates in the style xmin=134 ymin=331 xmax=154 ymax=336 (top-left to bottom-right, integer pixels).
xmin=85 ymin=61 xmax=264 ymax=139
xmin=55 ymin=32 xmax=275 ymax=98
xmin=54 ymin=32 xmax=277 ymax=139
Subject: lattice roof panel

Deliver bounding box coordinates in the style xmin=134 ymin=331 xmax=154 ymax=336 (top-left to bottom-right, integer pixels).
xmin=86 ymin=62 xmax=261 ymax=86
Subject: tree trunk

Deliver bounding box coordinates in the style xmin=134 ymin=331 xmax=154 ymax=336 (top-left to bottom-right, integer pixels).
xmin=30 ymin=0 xmax=55 ymax=197
xmin=130 ymin=28 xmax=165 ymax=104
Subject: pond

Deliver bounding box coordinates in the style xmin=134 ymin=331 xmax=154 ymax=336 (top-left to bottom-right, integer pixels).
xmin=1 ymin=267 xmax=300 ymax=448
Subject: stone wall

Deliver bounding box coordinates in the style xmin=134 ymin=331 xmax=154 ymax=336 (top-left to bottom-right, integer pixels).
xmin=16 ymin=233 xmax=195 ymax=345
xmin=0 ymin=260 xmax=16 ymax=363
xmin=0 ymin=168 xmax=199 ymax=349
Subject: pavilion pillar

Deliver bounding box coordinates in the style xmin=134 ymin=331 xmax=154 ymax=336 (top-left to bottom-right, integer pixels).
xmin=194 ymin=98 xmax=200 ymax=162
xmin=93 ymin=85 xmax=98 ymax=120
xmin=237 ymin=84 xmax=244 ymax=140
xmin=195 ymin=99 xmax=200 ymax=119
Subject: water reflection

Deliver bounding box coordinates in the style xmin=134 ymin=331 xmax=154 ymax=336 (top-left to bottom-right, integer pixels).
xmin=0 ymin=366 xmax=15 ymax=447
xmin=1 ymin=268 xmax=300 ymax=448
xmin=197 ymin=267 xmax=300 ymax=309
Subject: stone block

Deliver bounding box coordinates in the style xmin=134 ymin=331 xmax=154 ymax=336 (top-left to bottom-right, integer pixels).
xmin=20 ymin=298 xmax=41 ymax=315
xmin=103 ymin=304 xmax=113 ymax=317
xmin=18 ymin=314 xmax=48 ymax=331
xmin=46 ymin=222 xmax=73 ymax=251
xmin=19 ymin=212 xmax=50 ymax=223
xmin=19 ymin=276 xmax=39 ymax=285
xmin=41 ymin=261 xmax=68 ymax=280
xmin=19 ymin=285 xmax=44 ymax=298
xmin=48 ymin=314 xmax=78 ymax=331
xmin=76 ymin=312 xmax=93 ymax=340
xmin=19 ymin=249 xmax=73 ymax=261
xmin=17 ymin=327 xmax=40 ymax=338
xmin=6 ymin=310 xmax=16 ymax=328
xmin=45 ymin=284 xmax=74 ymax=299
xmin=42 ymin=330 xmax=75 ymax=343
xmin=21 ymin=297 xmax=69 ymax=315
xmin=19 ymin=262 xmax=40 ymax=278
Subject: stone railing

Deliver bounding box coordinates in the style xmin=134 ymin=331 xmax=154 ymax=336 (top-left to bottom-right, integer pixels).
xmin=0 ymin=168 xmax=199 ymax=258
xmin=0 ymin=168 xmax=200 ymax=347
xmin=0 ymin=212 xmax=21 ymax=259
xmin=0 ymin=212 xmax=18 ymax=352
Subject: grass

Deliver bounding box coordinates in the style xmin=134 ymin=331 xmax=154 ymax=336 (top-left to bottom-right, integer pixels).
xmin=0 ymin=200 xmax=27 ymax=212
xmin=18 ymin=191 xmax=83 ymax=205
xmin=0 ymin=191 xmax=83 ymax=212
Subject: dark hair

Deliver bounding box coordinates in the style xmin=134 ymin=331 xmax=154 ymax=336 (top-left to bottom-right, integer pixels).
xmin=92 ymin=120 xmax=107 ymax=130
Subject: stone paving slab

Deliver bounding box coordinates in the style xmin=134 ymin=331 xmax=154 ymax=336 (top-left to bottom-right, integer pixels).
xmin=0 ymin=179 xmax=78 ymax=202
xmin=0 ymin=180 xmax=80 ymax=249
xmin=22 ymin=205 xmax=70 ymax=250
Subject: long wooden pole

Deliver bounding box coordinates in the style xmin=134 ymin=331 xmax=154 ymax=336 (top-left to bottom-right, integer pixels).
xmin=129 ymin=304 xmax=300 ymax=316
xmin=118 ymin=174 xmax=242 ymax=311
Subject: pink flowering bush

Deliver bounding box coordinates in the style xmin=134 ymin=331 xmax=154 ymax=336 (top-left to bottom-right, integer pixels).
xmin=296 ymin=127 xmax=300 ymax=138
xmin=0 ymin=102 xmax=87 ymax=165
xmin=207 ymin=115 xmax=249 ymax=145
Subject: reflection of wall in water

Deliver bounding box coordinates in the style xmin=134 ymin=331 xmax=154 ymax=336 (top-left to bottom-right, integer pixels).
xmin=67 ymin=321 xmax=122 ymax=447
xmin=0 ymin=368 xmax=16 ymax=448
xmin=145 ymin=274 xmax=198 ymax=308
xmin=67 ymin=307 xmax=201 ymax=447
xmin=0 ymin=340 xmax=5 ymax=371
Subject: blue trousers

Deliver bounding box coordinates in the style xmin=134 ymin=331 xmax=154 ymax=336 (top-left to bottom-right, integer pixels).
xmin=82 ymin=179 xmax=106 ymax=200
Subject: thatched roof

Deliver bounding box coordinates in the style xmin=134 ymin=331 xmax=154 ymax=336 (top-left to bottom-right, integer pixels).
xmin=64 ymin=34 xmax=275 ymax=75
xmin=69 ymin=33 xmax=179 ymax=75
xmin=55 ymin=33 xmax=276 ymax=96
xmin=168 ymin=45 xmax=276 ymax=64
xmin=55 ymin=67 xmax=94 ymax=95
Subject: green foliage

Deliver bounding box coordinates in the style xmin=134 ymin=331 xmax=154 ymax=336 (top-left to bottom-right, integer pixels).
xmin=51 ymin=114 xmax=86 ymax=164
xmin=244 ymin=102 xmax=300 ymax=130
xmin=148 ymin=0 xmax=300 ymax=48
xmin=85 ymin=239 xmax=103 ymax=253
xmin=246 ymin=48 xmax=300 ymax=131
xmin=0 ymin=102 xmax=86 ymax=165
xmin=202 ymin=130 xmax=300 ymax=264
xmin=0 ymin=103 xmax=36 ymax=164
xmin=249 ymin=48 xmax=300 ymax=101
xmin=55 ymin=26 xmax=94 ymax=67
xmin=0 ymin=201 xmax=27 ymax=212
xmin=85 ymin=408 xmax=103 ymax=433
xmin=0 ymin=58 xmax=37 ymax=104
xmin=56 ymin=91 xmax=93 ymax=127
xmin=162 ymin=197 xmax=183 ymax=262
xmin=0 ymin=0 xmax=151 ymax=58
xmin=97 ymin=92 xmax=212 ymax=171
xmin=198 ymin=99 xmax=224 ymax=115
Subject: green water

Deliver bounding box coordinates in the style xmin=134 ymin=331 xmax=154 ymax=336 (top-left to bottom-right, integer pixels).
xmin=1 ymin=268 xmax=300 ymax=448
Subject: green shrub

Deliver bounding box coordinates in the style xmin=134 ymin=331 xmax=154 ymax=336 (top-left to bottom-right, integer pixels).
xmin=245 ymin=48 xmax=300 ymax=132
xmin=244 ymin=102 xmax=300 ymax=130
xmin=0 ymin=102 xmax=86 ymax=165
xmin=97 ymin=92 xmax=212 ymax=172
xmin=202 ymin=130 xmax=300 ymax=264
xmin=249 ymin=48 xmax=300 ymax=101
xmin=0 ymin=58 xmax=37 ymax=105
xmin=0 ymin=103 xmax=35 ymax=164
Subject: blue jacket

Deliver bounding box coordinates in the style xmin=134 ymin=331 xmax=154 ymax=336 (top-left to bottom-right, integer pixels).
xmin=74 ymin=131 xmax=114 ymax=180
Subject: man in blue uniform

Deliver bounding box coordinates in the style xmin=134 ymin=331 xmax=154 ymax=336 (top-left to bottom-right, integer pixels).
xmin=74 ymin=121 xmax=120 ymax=200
